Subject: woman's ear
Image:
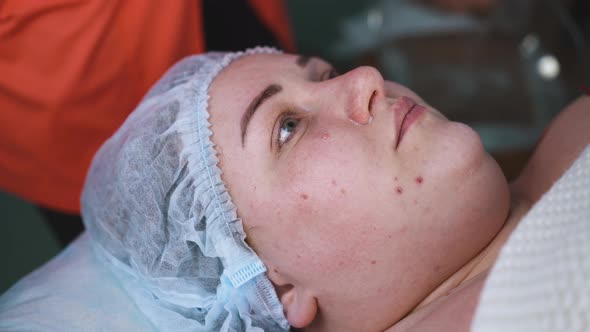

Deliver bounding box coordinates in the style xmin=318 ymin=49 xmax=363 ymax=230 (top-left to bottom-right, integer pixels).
xmin=269 ymin=271 xmax=318 ymax=328
xmin=277 ymin=283 xmax=318 ymax=328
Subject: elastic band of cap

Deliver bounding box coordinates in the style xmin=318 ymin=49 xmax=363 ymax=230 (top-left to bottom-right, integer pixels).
xmin=227 ymin=260 xmax=267 ymax=287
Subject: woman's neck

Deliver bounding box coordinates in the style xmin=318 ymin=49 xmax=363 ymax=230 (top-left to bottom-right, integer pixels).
xmin=386 ymin=194 xmax=532 ymax=332
xmin=412 ymin=193 xmax=531 ymax=313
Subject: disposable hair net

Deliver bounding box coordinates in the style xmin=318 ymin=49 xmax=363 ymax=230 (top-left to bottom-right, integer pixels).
xmin=81 ymin=48 xmax=289 ymax=331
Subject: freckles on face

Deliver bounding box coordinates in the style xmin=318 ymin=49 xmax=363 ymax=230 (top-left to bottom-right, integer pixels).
xmin=274 ymin=147 xmax=383 ymax=262
xmin=292 ymin=178 xmax=346 ymax=215
xmin=205 ymin=53 xmax=513 ymax=328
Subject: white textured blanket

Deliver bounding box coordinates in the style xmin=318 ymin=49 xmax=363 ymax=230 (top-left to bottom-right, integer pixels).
xmin=471 ymin=145 xmax=590 ymax=332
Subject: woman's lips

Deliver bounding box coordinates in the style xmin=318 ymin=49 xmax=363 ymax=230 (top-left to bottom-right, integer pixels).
xmin=393 ymin=96 xmax=426 ymax=149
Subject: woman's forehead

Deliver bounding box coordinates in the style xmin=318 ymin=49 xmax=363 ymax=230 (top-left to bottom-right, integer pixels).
xmin=208 ymin=53 xmax=305 ymax=116
xmin=211 ymin=54 xmax=288 ymax=96
xmin=221 ymin=53 xmax=298 ymax=79
xmin=214 ymin=52 xmax=328 ymax=87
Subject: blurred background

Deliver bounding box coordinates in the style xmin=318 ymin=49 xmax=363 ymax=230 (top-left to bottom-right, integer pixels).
xmin=1 ymin=0 xmax=589 ymax=293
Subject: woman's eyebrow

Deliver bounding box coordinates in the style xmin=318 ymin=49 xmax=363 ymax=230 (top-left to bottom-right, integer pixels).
xmin=241 ymin=83 xmax=283 ymax=147
xmin=240 ymin=56 xmax=311 ymax=148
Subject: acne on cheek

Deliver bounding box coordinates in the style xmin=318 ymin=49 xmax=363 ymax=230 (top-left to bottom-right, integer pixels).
xmin=391 ymin=175 xmax=425 ymax=195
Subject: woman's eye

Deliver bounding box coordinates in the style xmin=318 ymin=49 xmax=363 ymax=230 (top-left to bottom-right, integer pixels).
xmin=278 ymin=117 xmax=300 ymax=147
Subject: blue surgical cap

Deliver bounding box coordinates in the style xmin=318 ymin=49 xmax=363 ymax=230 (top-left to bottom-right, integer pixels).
xmin=80 ymin=47 xmax=289 ymax=331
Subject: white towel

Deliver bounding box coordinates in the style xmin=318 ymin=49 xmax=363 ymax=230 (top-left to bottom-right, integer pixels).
xmin=472 ymin=145 xmax=590 ymax=332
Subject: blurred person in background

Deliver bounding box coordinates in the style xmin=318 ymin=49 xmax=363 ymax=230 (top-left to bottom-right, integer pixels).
xmin=0 ymin=0 xmax=294 ymax=246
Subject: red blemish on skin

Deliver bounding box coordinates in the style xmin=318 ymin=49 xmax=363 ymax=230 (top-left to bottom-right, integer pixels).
xmin=394 ymin=176 xmax=398 ymax=181
xmin=415 ymin=176 xmax=423 ymax=184
xmin=396 ymin=186 xmax=403 ymax=194
xmin=331 ymin=179 xmax=337 ymax=186
xmin=300 ymin=194 xmax=309 ymax=200
xmin=413 ymin=199 xmax=418 ymax=205
xmin=371 ymin=260 xmax=377 ymax=265
xmin=321 ymin=133 xmax=331 ymax=140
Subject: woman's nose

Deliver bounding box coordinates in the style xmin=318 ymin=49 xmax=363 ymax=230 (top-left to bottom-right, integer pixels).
xmin=334 ymin=66 xmax=385 ymax=125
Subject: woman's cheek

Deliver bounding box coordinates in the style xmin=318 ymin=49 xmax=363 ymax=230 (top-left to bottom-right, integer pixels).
xmin=418 ymin=122 xmax=484 ymax=178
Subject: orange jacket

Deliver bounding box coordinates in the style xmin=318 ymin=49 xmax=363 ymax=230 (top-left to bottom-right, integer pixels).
xmin=0 ymin=0 xmax=294 ymax=214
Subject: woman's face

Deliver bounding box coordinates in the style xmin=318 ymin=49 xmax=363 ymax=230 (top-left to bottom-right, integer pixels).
xmin=209 ymin=53 xmax=510 ymax=331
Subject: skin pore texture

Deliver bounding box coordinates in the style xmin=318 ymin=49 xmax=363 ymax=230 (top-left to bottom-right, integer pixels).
xmin=207 ymin=53 xmax=589 ymax=331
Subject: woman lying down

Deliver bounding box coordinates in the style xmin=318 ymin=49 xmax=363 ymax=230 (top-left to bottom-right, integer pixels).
xmin=1 ymin=48 xmax=588 ymax=332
